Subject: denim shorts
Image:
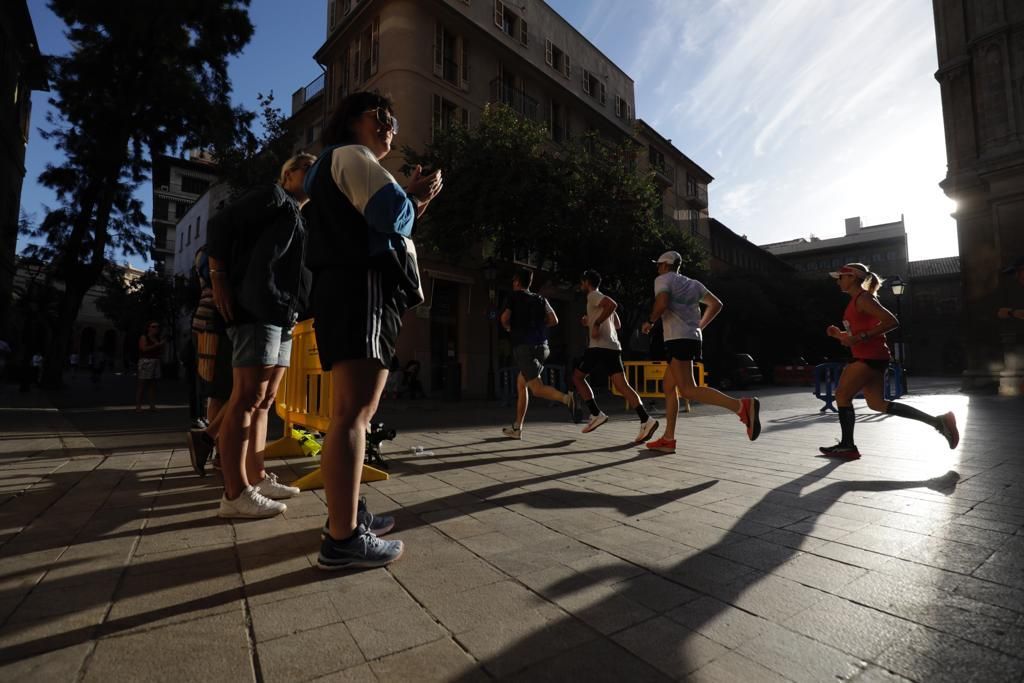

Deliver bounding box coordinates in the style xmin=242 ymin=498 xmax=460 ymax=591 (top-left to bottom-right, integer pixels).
xmin=226 ymin=323 xmax=293 ymax=368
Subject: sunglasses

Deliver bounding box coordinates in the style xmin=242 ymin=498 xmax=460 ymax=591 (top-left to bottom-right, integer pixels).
xmin=364 ymin=107 xmax=399 ymax=134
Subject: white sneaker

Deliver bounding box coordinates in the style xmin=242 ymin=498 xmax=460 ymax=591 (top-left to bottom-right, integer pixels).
xmin=218 ymin=485 xmax=286 ymax=519
xmin=256 ymin=472 xmax=300 ymax=500
xmin=634 ymin=419 xmax=660 ymax=444
xmin=582 ymin=412 xmax=608 ymax=434
xmin=502 ymin=425 xmax=522 ymax=440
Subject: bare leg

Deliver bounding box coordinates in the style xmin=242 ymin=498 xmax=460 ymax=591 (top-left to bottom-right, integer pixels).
xmin=218 ymin=366 xmax=270 ymax=500
xmin=670 ymin=359 xmax=742 ymax=414
xmin=206 ymin=397 xmax=225 ymax=441
xmin=515 ymin=372 xmax=529 ymax=427
xmin=246 ymin=365 xmax=287 ymax=484
xmin=662 ymin=369 xmax=679 ymax=440
xmin=527 ymin=377 xmax=567 ymax=404
xmin=610 ymin=373 xmax=642 ymax=410
xmin=323 ymin=360 xmax=388 ymax=541
xmin=573 ymin=369 xmax=594 ymax=401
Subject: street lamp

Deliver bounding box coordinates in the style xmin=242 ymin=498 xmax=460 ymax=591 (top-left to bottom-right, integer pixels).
xmin=483 ymin=258 xmax=498 ymax=400
xmin=888 ymin=275 xmax=907 ymax=382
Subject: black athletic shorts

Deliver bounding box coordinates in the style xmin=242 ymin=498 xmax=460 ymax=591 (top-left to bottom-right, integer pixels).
xmin=852 ymin=358 xmax=889 ymax=372
xmin=577 ymin=347 xmax=625 ymax=376
xmin=665 ymin=339 xmax=702 ymax=362
xmin=311 ymin=267 xmax=406 ymax=371
xmin=197 ymin=331 xmax=233 ymax=402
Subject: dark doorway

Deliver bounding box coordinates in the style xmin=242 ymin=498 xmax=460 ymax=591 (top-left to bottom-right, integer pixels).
xmin=430 ymin=280 xmax=460 ymax=392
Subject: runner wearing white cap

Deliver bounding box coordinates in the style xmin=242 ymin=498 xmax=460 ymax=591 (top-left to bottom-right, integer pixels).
xmin=641 ymin=251 xmax=761 ymax=452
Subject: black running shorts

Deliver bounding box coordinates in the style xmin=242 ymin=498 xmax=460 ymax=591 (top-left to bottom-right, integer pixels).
xmin=311 ymin=267 xmax=406 ymax=371
xmin=577 ymin=347 xmax=625 ymax=376
xmin=665 ymin=339 xmax=702 ymax=362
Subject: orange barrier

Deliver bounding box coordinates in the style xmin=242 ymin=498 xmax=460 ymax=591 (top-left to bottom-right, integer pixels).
xmin=609 ymin=361 xmax=709 ymax=412
xmin=264 ymin=319 xmax=388 ymax=489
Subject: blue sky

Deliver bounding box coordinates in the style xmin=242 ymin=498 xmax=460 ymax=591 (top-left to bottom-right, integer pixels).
xmin=22 ymin=0 xmax=954 ymax=268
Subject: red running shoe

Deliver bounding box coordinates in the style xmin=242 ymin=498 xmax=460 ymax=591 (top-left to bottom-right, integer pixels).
xmin=646 ymin=437 xmax=676 ymax=453
xmin=738 ymin=397 xmax=761 ymax=441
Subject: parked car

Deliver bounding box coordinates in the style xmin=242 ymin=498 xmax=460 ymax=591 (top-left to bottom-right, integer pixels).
xmin=773 ymin=357 xmax=815 ymax=386
xmin=707 ymin=353 xmax=764 ymax=389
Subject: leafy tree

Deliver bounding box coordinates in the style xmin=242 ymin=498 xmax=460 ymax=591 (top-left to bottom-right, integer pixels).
xmin=213 ymin=92 xmax=296 ymax=193
xmin=19 ymin=1 xmax=253 ymax=386
xmin=403 ymin=104 xmax=706 ymax=344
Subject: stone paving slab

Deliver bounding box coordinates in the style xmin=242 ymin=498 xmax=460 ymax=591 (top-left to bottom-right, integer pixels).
xmin=1 ymin=382 xmax=1023 ymax=681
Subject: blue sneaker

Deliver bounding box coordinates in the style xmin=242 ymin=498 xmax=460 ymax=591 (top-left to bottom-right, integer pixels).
xmin=321 ymin=497 xmax=395 ymax=539
xmin=318 ymin=524 xmax=404 ymax=570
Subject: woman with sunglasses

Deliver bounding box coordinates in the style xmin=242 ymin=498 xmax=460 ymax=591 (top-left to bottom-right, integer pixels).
xmin=303 ymin=92 xmax=442 ymax=569
xmin=822 ymin=263 xmax=958 ymax=459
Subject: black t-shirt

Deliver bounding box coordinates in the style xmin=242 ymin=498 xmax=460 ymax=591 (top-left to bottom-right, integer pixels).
xmin=506 ymin=290 xmax=549 ymax=346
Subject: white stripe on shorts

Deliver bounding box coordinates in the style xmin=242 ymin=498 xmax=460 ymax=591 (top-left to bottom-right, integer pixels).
xmin=365 ymin=271 xmax=383 ymax=360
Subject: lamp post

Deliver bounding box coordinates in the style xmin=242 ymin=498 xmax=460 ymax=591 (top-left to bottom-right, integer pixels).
xmin=483 ymin=258 xmax=498 ymax=400
xmin=889 ymin=276 xmax=906 ymax=364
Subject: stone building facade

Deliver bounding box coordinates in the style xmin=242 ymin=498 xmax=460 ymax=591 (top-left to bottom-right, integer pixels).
xmin=932 ymin=0 xmax=1024 ymax=394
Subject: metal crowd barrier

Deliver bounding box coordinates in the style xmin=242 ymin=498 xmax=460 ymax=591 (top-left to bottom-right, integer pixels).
xmin=264 ymin=318 xmax=388 ymax=489
xmin=813 ymin=360 xmax=905 ymax=413
xmin=609 ymin=361 xmax=709 ymax=411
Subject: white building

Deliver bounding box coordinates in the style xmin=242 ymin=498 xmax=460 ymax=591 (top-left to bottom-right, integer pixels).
xmin=171 ymin=182 xmax=232 ymax=279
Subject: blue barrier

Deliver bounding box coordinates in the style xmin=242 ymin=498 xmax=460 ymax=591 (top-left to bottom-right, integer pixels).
xmin=496 ymin=365 xmax=568 ymax=407
xmin=814 ymin=361 xmax=905 ymax=412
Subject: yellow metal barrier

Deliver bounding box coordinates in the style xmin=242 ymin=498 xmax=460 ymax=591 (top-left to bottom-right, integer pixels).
xmin=264 ymin=318 xmax=388 ymax=489
xmin=609 ymin=361 xmax=709 ymax=411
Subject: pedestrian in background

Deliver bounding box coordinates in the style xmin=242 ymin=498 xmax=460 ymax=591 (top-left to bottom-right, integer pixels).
xmin=206 ymin=153 xmax=315 ymax=518
xmin=136 ymin=322 xmax=164 ymax=410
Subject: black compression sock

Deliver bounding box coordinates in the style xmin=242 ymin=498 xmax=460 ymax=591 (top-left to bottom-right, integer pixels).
xmin=886 ymin=402 xmax=941 ymax=429
xmin=586 ymin=399 xmax=600 ymax=416
xmin=838 ymin=406 xmax=855 ymax=446
xmin=636 ymin=405 xmax=650 ymax=422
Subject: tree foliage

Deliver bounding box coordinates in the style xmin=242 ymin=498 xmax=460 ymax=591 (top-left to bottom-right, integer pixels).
xmin=19 ymin=0 xmax=254 ymax=386
xmin=213 ymin=92 xmax=296 ymax=193
xmin=96 ymin=268 xmax=194 ymax=362
xmin=402 ymin=104 xmax=706 ymax=330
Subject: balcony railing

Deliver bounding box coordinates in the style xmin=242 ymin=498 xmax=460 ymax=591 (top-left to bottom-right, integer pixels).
xmin=489 ymin=78 xmax=540 ymax=122
xmin=685 ymin=184 xmax=708 ymax=207
xmin=292 ymin=73 xmax=325 ymax=115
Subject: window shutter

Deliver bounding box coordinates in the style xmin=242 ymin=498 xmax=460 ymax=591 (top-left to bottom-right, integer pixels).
xmin=494 ymin=0 xmax=503 ymax=28
xmin=519 ymin=19 xmax=528 ymax=46
xmin=460 ymin=38 xmax=470 ymax=88
xmin=370 ymin=17 xmax=379 ymax=75
xmin=599 ymin=82 xmax=606 ymax=105
xmin=544 ymin=39 xmax=553 ymax=66
xmin=433 ymin=22 xmax=443 ymax=76
xmin=615 ymin=96 xmax=622 ymax=118
xmin=582 ymin=69 xmax=590 ymax=94
xmin=563 ymin=54 xmax=571 ymax=78
xmin=626 ymin=103 xmax=633 ymax=121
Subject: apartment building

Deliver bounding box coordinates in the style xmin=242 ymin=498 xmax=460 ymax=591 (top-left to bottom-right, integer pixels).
xmin=169 ymin=183 xmax=232 ymax=280
xmin=149 ymin=152 xmax=220 ymax=276
xmin=761 ymin=216 xmax=909 ymax=280
xmin=707 ymin=219 xmax=792 ymax=276
xmin=289 ymin=0 xmax=714 ymax=397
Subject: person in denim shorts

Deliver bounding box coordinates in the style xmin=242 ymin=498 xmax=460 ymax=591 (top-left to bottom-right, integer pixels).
xmin=206 ymin=153 xmax=315 ymax=519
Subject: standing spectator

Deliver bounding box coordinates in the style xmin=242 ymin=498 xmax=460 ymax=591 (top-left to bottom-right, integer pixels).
xmin=186 ymin=246 xmax=234 ymax=477
xmin=206 ymin=153 xmax=316 ymax=518
xmin=136 ymin=322 xmax=164 ymax=410
xmin=499 ymin=268 xmax=576 ymax=440
xmin=303 ymin=92 xmax=442 ymax=568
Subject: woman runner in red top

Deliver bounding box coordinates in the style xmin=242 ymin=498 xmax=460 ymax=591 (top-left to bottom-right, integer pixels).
xmin=822 ymin=263 xmax=959 ymax=459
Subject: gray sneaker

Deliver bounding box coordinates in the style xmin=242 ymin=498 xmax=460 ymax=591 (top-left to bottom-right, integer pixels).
xmin=502 ymin=425 xmax=522 ymax=440
xmin=321 ymin=497 xmax=395 ymax=539
xmin=318 ymin=524 xmax=404 ymax=570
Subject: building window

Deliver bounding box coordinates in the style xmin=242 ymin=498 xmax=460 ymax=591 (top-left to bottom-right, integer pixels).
xmin=186 ymin=222 xmax=192 ymax=246
xmin=544 ymin=40 xmax=570 ymax=78
xmin=178 ymin=230 xmax=184 ymax=253
xmin=549 ymin=99 xmax=568 ymax=142
xmin=349 ymin=17 xmax=380 ymax=86
xmin=432 ymin=94 xmax=469 ymax=139
xmin=434 ymin=22 xmax=469 ymax=89
xmin=614 ymin=95 xmax=632 ymax=120
xmin=581 ymin=69 xmax=606 ymax=104
xmin=494 ymin=1 xmax=527 ymax=46
xmin=648 ymin=146 xmax=665 ymax=172
xmin=181 ymin=175 xmax=209 ymax=195
xmin=195 ymin=215 xmax=201 ymax=239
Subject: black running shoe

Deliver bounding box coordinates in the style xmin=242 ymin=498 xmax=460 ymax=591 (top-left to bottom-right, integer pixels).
xmin=819 ymin=443 xmax=861 ymax=460
xmin=186 ymin=429 xmax=214 ymax=477
xmin=321 ymin=497 xmax=395 ymax=539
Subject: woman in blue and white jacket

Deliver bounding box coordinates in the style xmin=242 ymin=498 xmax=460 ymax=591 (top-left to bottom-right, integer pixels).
xmin=303 ymin=92 xmax=442 ymax=569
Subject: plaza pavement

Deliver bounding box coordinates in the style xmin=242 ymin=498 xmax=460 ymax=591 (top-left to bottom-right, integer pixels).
xmin=0 ymin=375 xmax=1022 ymax=682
